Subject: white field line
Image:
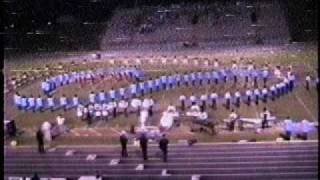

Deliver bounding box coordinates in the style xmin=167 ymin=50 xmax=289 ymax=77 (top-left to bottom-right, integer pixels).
xmin=294 ymin=93 xmax=316 ymax=121
xmin=4 ymin=150 xmax=318 ymax=157
xmin=88 ymin=128 xmax=102 ymax=136
xmin=110 ymin=127 xmax=121 ymax=135
xmin=4 ymin=160 xmax=317 ymax=167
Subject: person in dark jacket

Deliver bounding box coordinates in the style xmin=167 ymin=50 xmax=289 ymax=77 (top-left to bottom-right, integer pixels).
xmin=36 ymin=128 xmax=45 ymax=154
xmin=139 ymin=132 xmax=148 ymax=160
xmin=120 ymin=131 xmax=128 ymax=157
xmin=31 ymin=172 xmax=40 ymax=180
xmin=159 ymin=134 xmax=169 ymax=162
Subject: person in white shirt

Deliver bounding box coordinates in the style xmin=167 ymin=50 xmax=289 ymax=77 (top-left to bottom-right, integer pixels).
xmin=147 ymin=78 xmax=154 ymax=93
xmin=288 ymin=74 xmax=295 ymax=91
xmin=305 ymin=74 xmax=311 ymax=90
xmin=262 ymin=69 xmax=269 ymax=86
xmin=102 ymin=104 xmax=109 ymax=121
xmin=200 ymin=94 xmax=207 ymax=112
xmin=210 ymin=92 xmax=218 ymax=109
xmin=186 ymin=103 xmax=201 ymax=117
xmin=89 ymin=91 xmax=96 ymax=104
xmin=94 ymin=104 xmax=102 ymax=121
xmin=179 ymin=95 xmax=186 ymax=111
xmin=298 ymin=119 xmax=311 ymax=140
xmin=224 ymin=92 xmax=231 ymax=110
xmin=246 ymin=89 xmax=252 ymax=106
xmin=131 ymin=97 xmax=142 ymax=116
xmin=142 ymin=98 xmax=151 ymax=111
xmin=197 ymin=71 xmax=203 ymax=86
xmin=76 ymin=104 xmax=84 ymax=121
xmin=254 ymin=88 xmax=260 ymax=105
xmin=109 ymin=100 xmax=117 ymax=118
xmin=119 ymin=87 xmax=126 ymax=98
xmin=270 ymin=85 xmax=276 ymax=101
xmin=148 ymin=96 xmax=155 ymax=117
xmin=191 ymin=72 xmax=196 ymax=86
xmin=161 ymin=74 xmax=167 ymax=90
xmin=47 ymin=96 xmax=55 ymax=111
xmin=41 ymin=81 xmax=50 ymax=96
xmin=275 ymin=83 xmax=281 ymax=98
xmin=234 ymin=90 xmax=241 ymax=108
xmin=28 ymin=95 xmax=36 ymax=112
xmin=227 ymin=109 xmax=238 ymax=131
xmin=36 ymin=95 xmax=43 ymax=111
xmin=13 ymin=92 xmax=21 ymax=110
xmin=190 ymin=93 xmax=197 ymax=106
xmin=73 ymin=94 xmax=79 ymax=107
xmin=213 ymin=58 xmax=219 ymax=69
xmin=183 ymin=73 xmax=189 ymax=86
xmin=261 ymin=107 xmax=270 ymax=129
xmin=167 ymin=103 xmax=177 ymax=112
xmin=41 ymin=121 xmax=52 ymax=142
xmin=262 ymin=87 xmax=268 ymax=103
xmin=109 ymin=88 xmax=116 ymax=100
xmin=205 ymin=71 xmax=211 ymax=85
xmin=160 ymin=109 xmax=178 ymax=129
xmin=274 ymin=66 xmax=282 ymax=79
xmin=118 ymin=97 xmax=129 ymax=117
xmin=99 ymin=90 xmax=105 ymax=103
xmin=140 ymin=109 xmax=149 ymax=129
xmin=130 ymin=83 xmax=137 ymax=97
xmin=155 ymin=78 xmax=161 ymax=91
xmin=139 ymin=82 xmax=145 ymax=96
xmin=60 ymin=94 xmax=67 ymax=111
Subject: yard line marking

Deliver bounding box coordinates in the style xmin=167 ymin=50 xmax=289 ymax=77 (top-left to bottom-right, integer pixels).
xmin=110 ymin=128 xmax=121 ymax=135
xmin=88 ymin=128 xmax=102 ymax=136
xmin=294 ymin=92 xmax=316 ymax=121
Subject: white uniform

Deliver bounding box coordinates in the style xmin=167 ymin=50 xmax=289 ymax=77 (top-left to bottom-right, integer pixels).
xmin=48 ymin=97 xmax=54 ymax=107
xmin=60 ymin=96 xmax=67 ymax=106
xmin=14 ymin=94 xmax=21 ymax=106
xmin=89 ymin=93 xmax=96 ymax=103
xmin=109 ymin=89 xmax=116 ymax=100
xmin=73 ymin=96 xmax=79 ymax=106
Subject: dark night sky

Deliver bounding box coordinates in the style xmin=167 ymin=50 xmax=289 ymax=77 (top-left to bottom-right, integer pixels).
xmin=2 ymin=0 xmax=318 ymax=52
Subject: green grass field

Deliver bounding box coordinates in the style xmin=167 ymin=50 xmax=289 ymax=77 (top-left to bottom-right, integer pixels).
xmin=4 ymin=45 xmax=318 ymax=146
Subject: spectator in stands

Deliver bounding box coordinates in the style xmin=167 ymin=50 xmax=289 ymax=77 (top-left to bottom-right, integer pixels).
xmin=159 ymin=134 xmax=169 ymax=162
xmin=120 ymin=131 xmax=128 ymax=158
xmin=36 ymin=128 xmax=45 ymax=154
xmin=139 ymin=132 xmax=148 ymax=161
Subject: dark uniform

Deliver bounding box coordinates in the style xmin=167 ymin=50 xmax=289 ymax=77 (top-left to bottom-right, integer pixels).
xmin=139 ymin=133 xmax=148 ymax=160
xmin=36 ymin=129 xmax=45 ymax=154
xmin=159 ymin=135 xmax=169 ymax=162
xmin=120 ymin=133 xmax=128 ymax=157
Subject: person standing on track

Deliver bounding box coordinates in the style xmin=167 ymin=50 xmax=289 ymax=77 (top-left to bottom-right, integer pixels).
xmin=36 ymin=128 xmax=45 ymax=154
xmin=120 ymin=131 xmax=128 ymax=158
xmin=159 ymin=134 xmax=169 ymax=162
xmin=139 ymin=132 xmax=148 ymax=161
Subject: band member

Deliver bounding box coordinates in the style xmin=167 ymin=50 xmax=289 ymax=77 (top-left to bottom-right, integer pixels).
xmin=224 ymin=91 xmax=231 ymax=110
xmin=179 ymin=94 xmax=186 ymax=111
xmin=210 ymin=92 xmax=218 ymax=110
xmin=200 ymin=94 xmax=208 ymax=112
xmin=246 ymin=89 xmax=252 ymax=106
xmin=234 ymin=90 xmax=241 ymax=108
xmin=305 ymin=74 xmax=311 ymax=90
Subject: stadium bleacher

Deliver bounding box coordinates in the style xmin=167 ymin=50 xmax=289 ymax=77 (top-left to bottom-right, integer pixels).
xmin=4 ymin=141 xmax=318 ymax=180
